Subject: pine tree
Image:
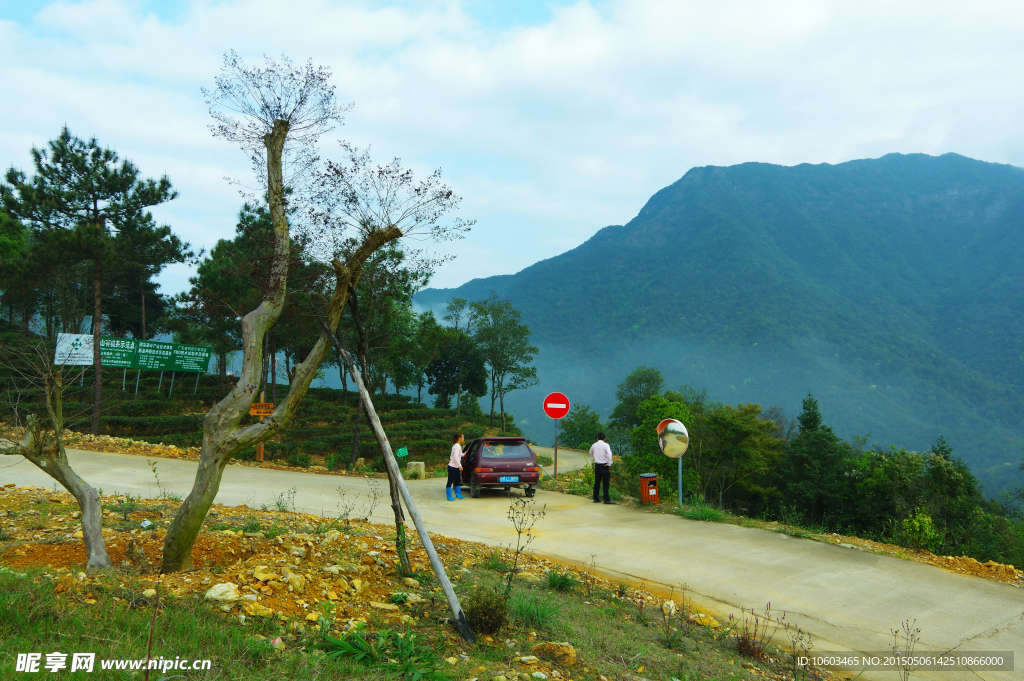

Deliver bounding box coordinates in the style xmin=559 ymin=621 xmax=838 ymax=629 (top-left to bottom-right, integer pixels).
xmin=796 ymin=392 xmax=823 ymax=432
xmin=2 ymin=128 xmax=178 ymax=432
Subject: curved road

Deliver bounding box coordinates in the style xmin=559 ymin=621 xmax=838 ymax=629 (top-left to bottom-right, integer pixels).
xmin=3 ymin=448 xmax=1022 ymax=681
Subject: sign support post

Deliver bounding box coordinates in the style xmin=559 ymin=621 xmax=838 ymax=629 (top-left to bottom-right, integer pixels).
xmin=543 ymin=392 xmax=571 ymax=481
xmin=678 ymin=457 xmax=683 ymax=507
xmin=248 ymin=398 xmax=274 ymax=463
xmin=554 ymin=421 xmax=559 ymax=480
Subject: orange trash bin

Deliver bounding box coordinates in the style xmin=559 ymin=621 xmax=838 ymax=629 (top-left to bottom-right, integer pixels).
xmin=640 ymin=473 xmax=659 ymax=505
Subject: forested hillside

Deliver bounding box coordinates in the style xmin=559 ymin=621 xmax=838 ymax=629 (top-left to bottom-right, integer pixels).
xmin=416 ymin=153 xmax=1024 ymax=495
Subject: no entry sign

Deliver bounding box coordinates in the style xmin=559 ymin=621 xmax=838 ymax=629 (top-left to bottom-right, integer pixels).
xmin=543 ymin=392 xmax=571 ymax=419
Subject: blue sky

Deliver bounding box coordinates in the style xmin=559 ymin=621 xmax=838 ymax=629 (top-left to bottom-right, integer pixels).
xmin=4 ymin=1 xmax=1024 ymax=297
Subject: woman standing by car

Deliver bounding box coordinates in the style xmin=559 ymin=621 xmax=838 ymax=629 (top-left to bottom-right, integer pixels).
xmin=447 ymin=433 xmax=466 ymax=501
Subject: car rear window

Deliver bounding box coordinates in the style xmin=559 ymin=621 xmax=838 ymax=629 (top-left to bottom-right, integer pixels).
xmin=480 ymin=442 xmax=534 ymax=460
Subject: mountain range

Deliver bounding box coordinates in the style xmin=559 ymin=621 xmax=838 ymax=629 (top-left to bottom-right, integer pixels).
xmin=414 ymin=153 xmax=1024 ymax=496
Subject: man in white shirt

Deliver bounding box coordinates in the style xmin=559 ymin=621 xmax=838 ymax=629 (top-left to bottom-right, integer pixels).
xmin=589 ymin=433 xmax=614 ymax=504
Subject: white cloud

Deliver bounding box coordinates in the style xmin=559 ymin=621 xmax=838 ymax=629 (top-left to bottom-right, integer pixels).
xmin=4 ymin=0 xmax=1024 ymax=294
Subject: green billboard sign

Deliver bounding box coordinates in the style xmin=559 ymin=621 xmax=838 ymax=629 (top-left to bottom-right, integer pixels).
xmin=55 ymin=334 xmax=212 ymax=373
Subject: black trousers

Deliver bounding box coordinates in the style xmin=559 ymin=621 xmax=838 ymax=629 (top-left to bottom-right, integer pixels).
xmin=593 ymin=463 xmax=611 ymax=502
xmin=446 ymin=465 xmax=461 ymax=488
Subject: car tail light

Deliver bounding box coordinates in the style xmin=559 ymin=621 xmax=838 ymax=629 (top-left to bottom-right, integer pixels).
xmin=475 ymin=467 xmax=493 ymax=473
xmin=524 ymin=466 xmax=539 ymax=472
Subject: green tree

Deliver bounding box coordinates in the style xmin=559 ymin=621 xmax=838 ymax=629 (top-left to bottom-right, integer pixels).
xmin=2 ymin=127 xmax=179 ymax=433
xmin=558 ymin=403 xmax=605 ymax=449
xmin=609 ymin=366 xmax=665 ymax=430
xmin=426 ymin=331 xmax=488 ymax=416
xmin=407 ymin=311 xmax=443 ymax=404
xmin=698 ymin=403 xmax=783 ymax=512
xmin=0 ymin=210 xmax=35 ymax=328
xmin=780 ymin=393 xmax=854 ymax=525
xmin=469 ymin=291 xmax=539 ymax=430
xmin=626 ymin=394 xmax=693 ymax=494
xmin=442 ymin=297 xmax=469 ymax=332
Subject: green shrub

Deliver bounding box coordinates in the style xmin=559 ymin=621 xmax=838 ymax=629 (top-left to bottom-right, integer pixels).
xmin=463 ymin=424 xmax=486 ymax=440
xmin=481 ymin=550 xmax=511 ymax=573
xmin=537 ymin=455 xmax=553 ymax=467
xmin=676 ymin=494 xmax=725 ymax=523
xmin=509 ymin=590 xmax=562 ymax=629
xmin=462 ymin=587 xmax=509 ymax=635
xmin=903 ymin=508 xmax=939 ymax=551
xmin=287 ymin=453 xmax=312 ymax=468
xmin=545 ymin=570 xmax=578 ymax=592
xmin=99 ymin=414 xmax=205 ymax=436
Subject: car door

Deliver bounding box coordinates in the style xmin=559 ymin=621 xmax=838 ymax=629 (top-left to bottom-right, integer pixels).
xmin=462 ymin=441 xmax=479 ymax=484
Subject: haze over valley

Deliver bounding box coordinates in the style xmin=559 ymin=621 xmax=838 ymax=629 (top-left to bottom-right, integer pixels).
xmin=416 ymin=152 xmax=1024 ymax=495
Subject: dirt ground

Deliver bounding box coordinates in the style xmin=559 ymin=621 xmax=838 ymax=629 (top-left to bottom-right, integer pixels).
xmin=0 ymin=482 xmax=597 ymax=629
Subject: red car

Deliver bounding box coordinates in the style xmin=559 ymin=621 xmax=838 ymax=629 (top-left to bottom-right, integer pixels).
xmin=461 ymin=437 xmax=541 ymax=497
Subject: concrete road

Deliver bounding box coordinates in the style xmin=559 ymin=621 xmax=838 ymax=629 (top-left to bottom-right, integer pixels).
xmin=530 ymin=445 xmax=590 ymax=477
xmin=3 ymin=449 xmax=1022 ymax=681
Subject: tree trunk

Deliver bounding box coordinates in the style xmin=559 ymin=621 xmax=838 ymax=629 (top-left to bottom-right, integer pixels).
xmin=159 ymin=117 xmax=403 ymax=573
xmin=349 ymin=398 xmax=363 ymax=468
xmin=340 ymin=361 xmax=348 ymax=406
xmin=490 ymin=390 xmax=497 ymax=427
xmin=91 ymin=273 xmax=103 ymax=435
xmin=261 ymin=331 xmax=269 ymax=396
xmin=271 ymin=337 xmax=277 ymax=405
xmin=140 ymin=280 xmax=147 ymax=339
xmin=3 ymin=379 xmax=111 ymax=571
xmin=384 ymin=463 xmax=412 ymax=575
xmin=219 ymin=351 xmax=227 ymax=379
xmin=500 ymin=392 xmax=506 ymax=432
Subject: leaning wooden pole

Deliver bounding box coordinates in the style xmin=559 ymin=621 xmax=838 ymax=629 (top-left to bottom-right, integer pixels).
xmin=316 ymin=314 xmax=475 ymax=643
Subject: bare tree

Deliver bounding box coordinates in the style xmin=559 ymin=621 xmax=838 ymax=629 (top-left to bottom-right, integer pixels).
xmin=307 ymin=144 xmax=471 ymax=572
xmin=160 ymin=53 xmax=469 ymax=573
xmin=1 ymin=340 xmax=111 ymax=571
xmin=161 ymin=53 xmax=357 ymax=573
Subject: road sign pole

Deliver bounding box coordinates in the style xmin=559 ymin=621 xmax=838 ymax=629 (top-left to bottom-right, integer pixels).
xmin=678 ymin=456 xmax=683 ymax=507
xmin=135 ymin=370 xmax=140 ymax=396
xmin=193 ymin=372 xmax=200 ymax=394
xmin=554 ymin=421 xmax=558 ymax=480
xmin=158 ymin=371 xmax=163 ymax=392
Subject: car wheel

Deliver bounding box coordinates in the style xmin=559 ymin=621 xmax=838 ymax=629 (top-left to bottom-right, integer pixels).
xmin=524 ymin=486 xmax=536 ymax=498
xmin=470 ymin=477 xmax=481 ymax=498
